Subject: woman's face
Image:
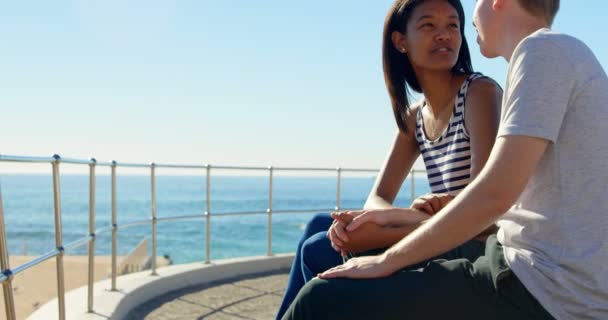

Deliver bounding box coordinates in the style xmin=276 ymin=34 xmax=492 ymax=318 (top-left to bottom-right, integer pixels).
xmin=396 ymin=0 xmax=462 ymax=72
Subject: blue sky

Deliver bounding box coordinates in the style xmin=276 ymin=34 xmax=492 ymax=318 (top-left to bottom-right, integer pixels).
xmin=1 ymin=0 xmax=606 ymax=173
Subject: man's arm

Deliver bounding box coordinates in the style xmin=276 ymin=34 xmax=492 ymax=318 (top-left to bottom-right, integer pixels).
xmin=319 ymin=136 xmax=550 ymax=279
xmin=382 ymin=136 xmax=549 ymax=271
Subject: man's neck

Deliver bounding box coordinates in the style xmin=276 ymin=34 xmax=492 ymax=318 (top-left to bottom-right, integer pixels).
xmin=500 ymin=21 xmax=550 ymax=62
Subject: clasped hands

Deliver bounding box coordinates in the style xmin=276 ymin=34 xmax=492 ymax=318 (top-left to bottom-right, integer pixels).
xmin=326 ymin=193 xmax=454 ymax=255
xmin=317 ymin=193 xmax=453 ymax=280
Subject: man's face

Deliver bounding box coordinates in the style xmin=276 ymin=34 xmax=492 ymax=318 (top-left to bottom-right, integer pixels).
xmin=473 ymin=0 xmax=500 ymax=58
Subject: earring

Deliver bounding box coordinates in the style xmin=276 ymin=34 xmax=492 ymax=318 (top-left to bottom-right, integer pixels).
xmin=401 ymin=48 xmax=407 ymax=53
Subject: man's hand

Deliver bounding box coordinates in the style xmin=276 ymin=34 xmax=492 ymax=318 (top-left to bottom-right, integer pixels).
xmin=317 ymin=254 xmax=395 ymax=279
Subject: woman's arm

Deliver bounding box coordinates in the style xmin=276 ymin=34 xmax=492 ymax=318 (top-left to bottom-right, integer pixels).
xmin=369 ymin=79 xmax=501 ymax=214
xmin=465 ymin=78 xmax=502 ymax=179
xmin=331 ymin=209 xmax=430 ymax=253
xmin=329 ymin=107 xmax=421 ymax=252
xmin=364 ymin=106 xmax=421 ymax=209
xmin=462 ymin=78 xmax=503 ymax=237
xmin=333 ymin=82 xmax=502 ymax=251
xmin=341 ymin=223 xmax=423 ymax=254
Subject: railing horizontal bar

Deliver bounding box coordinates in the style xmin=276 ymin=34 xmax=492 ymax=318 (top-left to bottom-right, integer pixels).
xmin=63 ymin=235 xmax=94 ymax=252
xmin=112 ymin=163 xmax=151 ymax=168
xmin=156 ymin=214 xmax=206 ymax=222
xmin=120 ymin=207 xmax=377 ymax=223
xmin=129 ymin=208 xmax=373 ymax=222
xmin=273 ymin=209 xmax=337 ymax=214
xmin=0 ymin=154 xmax=55 ymax=163
xmin=10 ymin=249 xmax=60 ymax=276
xmin=94 ymin=226 xmax=113 ymax=235
xmin=211 ymin=165 xmax=268 ymax=171
xmin=92 ymin=162 xmax=114 ymax=167
xmin=78 ymin=161 xmax=152 ymax=168
xmin=335 ymin=168 xmax=379 ymax=173
xmin=212 ymin=211 xmax=268 ymax=217
xmin=273 ymin=167 xmax=337 ymax=172
xmin=0 ymin=154 xmax=426 ymax=175
xmin=59 ymin=158 xmax=95 ymax=165
xmin=118 ymin=219 xmax=152 ymax=229
xmin=272 ymin=167 xmax=374 ymax=172
xmin=152 ymin=164 xmax=207 ymax=169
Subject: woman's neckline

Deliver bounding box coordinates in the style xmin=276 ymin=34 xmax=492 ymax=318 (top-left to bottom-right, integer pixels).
xmin=419 ymin=73 xmax=473 ymax=144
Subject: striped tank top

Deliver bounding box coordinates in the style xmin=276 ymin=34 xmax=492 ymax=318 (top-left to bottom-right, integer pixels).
xmin=415 ymin=73 xmax=486 ymax=195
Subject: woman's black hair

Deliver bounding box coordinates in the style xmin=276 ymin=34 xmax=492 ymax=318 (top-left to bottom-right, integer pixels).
xmin=383 ymin=0 xmax=474 ymax=133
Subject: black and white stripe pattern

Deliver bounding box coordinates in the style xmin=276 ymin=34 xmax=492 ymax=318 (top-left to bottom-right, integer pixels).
xmin=415 ymin=73 xmax=485 ymax=195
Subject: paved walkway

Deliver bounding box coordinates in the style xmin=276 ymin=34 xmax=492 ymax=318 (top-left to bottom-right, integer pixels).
xmin=126 ymin=272 xmax=289 ymax=320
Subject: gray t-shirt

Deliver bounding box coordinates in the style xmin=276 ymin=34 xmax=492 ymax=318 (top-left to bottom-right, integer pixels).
xmin=496 ymin=28 xmax=608 ymax=319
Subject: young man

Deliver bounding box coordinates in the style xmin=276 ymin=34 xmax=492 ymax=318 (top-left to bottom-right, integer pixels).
xmin=282 ymin=0 xmax=608 ymax=319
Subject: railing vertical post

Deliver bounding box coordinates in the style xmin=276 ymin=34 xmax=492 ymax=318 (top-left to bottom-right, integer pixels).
xmin=410 ymin=170 xmax=416 ymax=203
xmin=51 ymin=155 xmax=66 ymax=320
xmin=111 ymin=161 xmax=118 ymax=291
xmin=87 ymin=158 xmax=96 ymax=313
xmin=267 ymin=166 xmax=273 ymax=256
xmin=335 ymin=167 xmax=342 ymax=212
xmin=205 ymin=164 xmax=211 ymax=264
xmin=0 ymin=187 xmax=16 ymax=320
xmin=150 ymin=163 xmax=158 ymax=275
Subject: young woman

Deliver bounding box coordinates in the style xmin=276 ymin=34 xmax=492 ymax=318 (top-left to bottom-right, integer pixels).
xmin=276 ymin=0 xmax=502 ymax=318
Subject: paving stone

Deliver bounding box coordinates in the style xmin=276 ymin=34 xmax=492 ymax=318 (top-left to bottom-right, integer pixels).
xmin=127 ymin=272 xmax=288 ymax=320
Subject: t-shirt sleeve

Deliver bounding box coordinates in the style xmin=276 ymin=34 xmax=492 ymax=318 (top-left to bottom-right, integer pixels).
xmin=498 ymin=38 xmax=577 ymax=143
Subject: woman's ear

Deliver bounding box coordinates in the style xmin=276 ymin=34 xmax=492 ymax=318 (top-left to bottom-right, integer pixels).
xmin=391 ymin=31 xmax=408 ymax=54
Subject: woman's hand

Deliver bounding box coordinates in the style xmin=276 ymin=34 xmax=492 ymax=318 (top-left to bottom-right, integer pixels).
xmin=410 ymin=193 xmax=454 ymax=215
xmin=327 ymin=218 xmax=350 ymax=255
xmin=333 ymin=209 xmax=392 ymax=231
xmin=317 ymin=254 xmax=395 ymax=279
xmin=344 ymin=208 xmax=428 ymax=232
xmin=328 ymin=208 xmax=430 ymax=254
xmin=342 ymin=210 xmax=391 ymax=234
xmin=327 ymin=210 xmax=382 ymax=255
xmin=327 ymin=211 xmax=362 ymax=254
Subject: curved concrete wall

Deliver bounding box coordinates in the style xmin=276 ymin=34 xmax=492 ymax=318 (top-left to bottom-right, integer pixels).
xmin=28 ymin=254 xmax=294 ymax=320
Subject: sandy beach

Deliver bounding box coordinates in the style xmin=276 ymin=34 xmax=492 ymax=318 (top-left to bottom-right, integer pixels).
xmin=1 ymin=255 xmax=146 ymax=320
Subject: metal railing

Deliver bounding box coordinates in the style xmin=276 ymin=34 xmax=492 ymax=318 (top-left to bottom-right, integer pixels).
xmin=0 ymin=154 xmax=424 ymax=320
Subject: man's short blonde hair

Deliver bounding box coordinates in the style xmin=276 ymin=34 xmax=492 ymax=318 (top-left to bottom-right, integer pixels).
xmin=517 ymin=0 xmax=560 ymax=25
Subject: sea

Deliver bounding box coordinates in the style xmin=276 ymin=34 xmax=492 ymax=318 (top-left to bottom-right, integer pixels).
xmin=0 ymin=174 xmax=430 ymax=264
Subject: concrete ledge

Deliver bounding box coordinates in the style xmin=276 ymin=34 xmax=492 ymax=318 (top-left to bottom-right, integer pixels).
xmin=28 ymin=254 xmax=294 ymax=320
